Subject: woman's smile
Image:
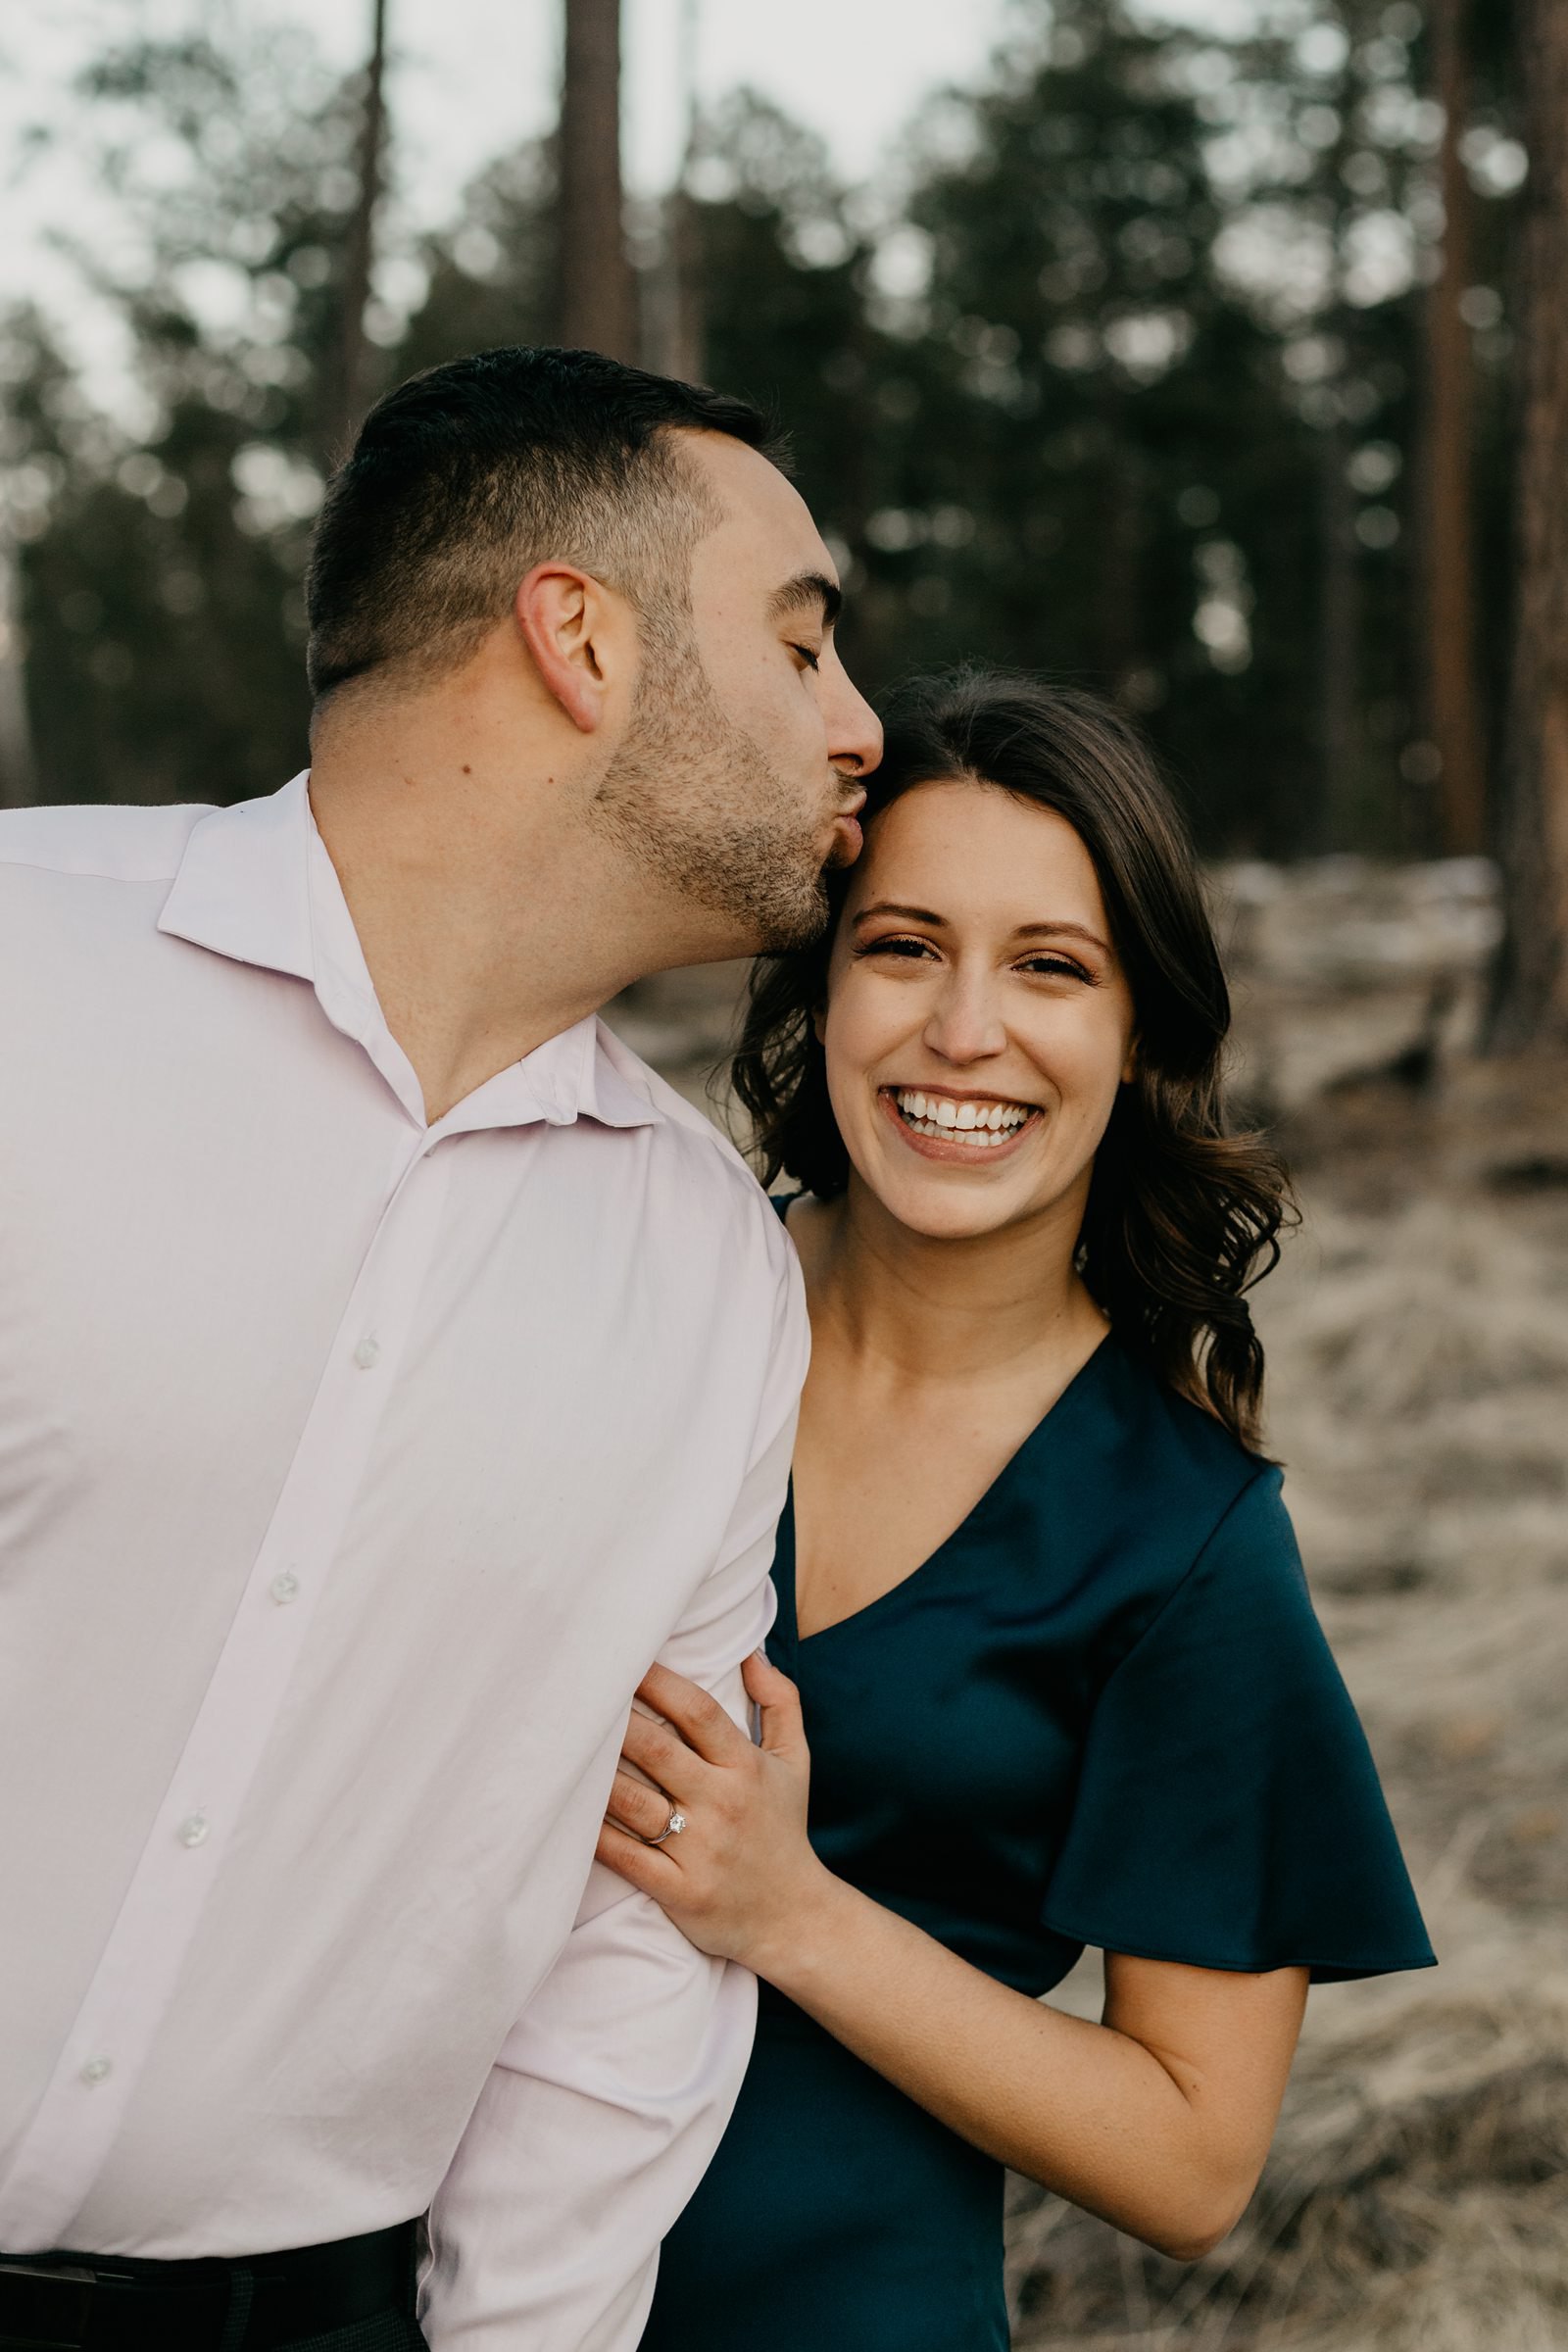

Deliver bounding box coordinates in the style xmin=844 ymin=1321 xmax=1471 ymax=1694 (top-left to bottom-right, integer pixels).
xmin=878 ymin=1084 xmax=1043 ymax=1161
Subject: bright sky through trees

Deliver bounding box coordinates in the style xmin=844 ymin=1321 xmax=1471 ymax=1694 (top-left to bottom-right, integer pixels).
xmin=4 ymin=0 xmax=1302 ymax=424
xmin=3 ymin=0 xmax=1007 ymax=374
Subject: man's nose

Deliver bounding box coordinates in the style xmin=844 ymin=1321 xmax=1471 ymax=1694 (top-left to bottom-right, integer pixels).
xmin=823 ymin=657 xmax=883 ymax=777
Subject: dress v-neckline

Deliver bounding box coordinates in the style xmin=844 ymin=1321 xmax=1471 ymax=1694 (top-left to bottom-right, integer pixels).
xmin=777 ymin=1331 xmax=1116 ymax=1649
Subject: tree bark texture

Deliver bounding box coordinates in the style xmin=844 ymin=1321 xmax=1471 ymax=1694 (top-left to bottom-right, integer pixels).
xmin=1422 ymin=0 xmax=1487 ymax=857
xmin=661 ymin=0 xmax=705 ymax=381
xmin=324 ymin=0 xmax=390 ymax=467
xmin=0 ymin=532 xmax=36 ymax=808
xmin=1317 ymin=407 xmax=1361 ymax=852
xmin=560 ymin=0 xmax=637 ymax=362
xmin=1494 ymin=0 xmax=1568 ymax=1041
xmin=1093 ymin=418 xmax=1146 ymax=694
xmin=1316 ymin=68 xmax=1364 ymax=856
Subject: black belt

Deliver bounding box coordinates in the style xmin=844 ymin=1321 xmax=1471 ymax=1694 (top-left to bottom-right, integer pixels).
xmin=0 ymin=2219 xmax=417 ymax=2351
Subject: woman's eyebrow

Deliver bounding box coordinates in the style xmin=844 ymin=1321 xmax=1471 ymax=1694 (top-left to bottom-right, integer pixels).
xmin=853 ymin=906 xmax=1112 ymax=956
xmin=852 ymin=901 xmax=947 ymax=927
xmin=1012 ymin=920 xmax=1112 ymax=955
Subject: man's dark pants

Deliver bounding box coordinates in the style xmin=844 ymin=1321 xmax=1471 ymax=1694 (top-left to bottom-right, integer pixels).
xmin=0 ymin=2221 xmax=426 ymax=2350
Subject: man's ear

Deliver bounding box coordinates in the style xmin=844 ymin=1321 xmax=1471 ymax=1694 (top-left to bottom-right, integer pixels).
xmin=514 ymin=563 xmax=622 ymax=734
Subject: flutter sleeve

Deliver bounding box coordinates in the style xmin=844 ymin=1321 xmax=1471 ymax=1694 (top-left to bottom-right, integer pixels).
xmin=1040 ymin=1467 xmax=1435 ymax=1982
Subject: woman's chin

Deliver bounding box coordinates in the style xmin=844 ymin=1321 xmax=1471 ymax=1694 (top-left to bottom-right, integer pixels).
xmin=855 ymin=1150 xmax=1042 ymax=1243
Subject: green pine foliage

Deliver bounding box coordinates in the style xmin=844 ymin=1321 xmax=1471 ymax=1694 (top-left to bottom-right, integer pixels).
xmin=0 ymin=0 xmax=1522 ymax=855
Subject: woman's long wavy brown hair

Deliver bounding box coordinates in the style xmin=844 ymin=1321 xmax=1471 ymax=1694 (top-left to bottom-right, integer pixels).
xmin=733 ymin=668 xmax=1295 ymax=1454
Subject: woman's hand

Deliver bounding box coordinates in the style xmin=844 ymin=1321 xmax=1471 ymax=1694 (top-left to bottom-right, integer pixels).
xmin=596 ymin=1650 xmax=835 ymax=1978
xmin=600 ymin=1658 xmax=1305 ymax=2262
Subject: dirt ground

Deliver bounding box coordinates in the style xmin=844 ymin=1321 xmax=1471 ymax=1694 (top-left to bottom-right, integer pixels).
xmin=1007 ymin=1051 xmax=1568 ymax=2351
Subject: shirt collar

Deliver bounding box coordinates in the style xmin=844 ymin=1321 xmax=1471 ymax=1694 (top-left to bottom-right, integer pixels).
xmin=157 ymin=773 xmax=662 ymax=1137
xmin=157 ymin=770 xmax=316 ymax=982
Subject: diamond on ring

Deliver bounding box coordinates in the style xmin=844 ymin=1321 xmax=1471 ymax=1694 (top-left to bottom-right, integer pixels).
xmin=649 ymin=1805 xmax=687 ymax=1845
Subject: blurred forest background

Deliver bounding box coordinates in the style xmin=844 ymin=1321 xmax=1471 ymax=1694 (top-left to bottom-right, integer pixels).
xmin=0 ymin=1 xmax=1554 ymax=941
xmin=3 ymin=1 xmax=1567 ymax=2344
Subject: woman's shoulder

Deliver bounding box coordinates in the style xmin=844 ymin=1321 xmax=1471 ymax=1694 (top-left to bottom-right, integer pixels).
xmin=995 ymin=1336 xmax=1291 ymax=1657
xmin=1066 ymin=1335 xmax=1275 ymax=1526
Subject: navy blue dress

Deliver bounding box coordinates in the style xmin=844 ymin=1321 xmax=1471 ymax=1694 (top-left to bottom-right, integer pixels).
xmin=641 ymin=1326 xmax=1433 ymax=2351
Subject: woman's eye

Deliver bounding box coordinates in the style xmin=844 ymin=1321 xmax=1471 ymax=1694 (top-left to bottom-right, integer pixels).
xmin=1019 ymin=955 xmax=1092 ymax=982
xmin=790 ymin=643 xmax=821 ymax=672
xmin=858 ymin=935 xmax=935 ymax=962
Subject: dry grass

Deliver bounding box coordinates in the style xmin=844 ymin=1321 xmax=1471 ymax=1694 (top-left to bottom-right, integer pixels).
xmin=1007 ymin=2036 xmax=1568 ymax=2351
xmin=1006 ymin=1053 xmax=1568 ymax=2352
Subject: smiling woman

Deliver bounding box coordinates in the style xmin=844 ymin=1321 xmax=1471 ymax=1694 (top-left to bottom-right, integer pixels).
xmin=735 ymin=665 xmax=1289 ymax=1449
xmin=614 ymin=668 xmax=1433 ymax=2352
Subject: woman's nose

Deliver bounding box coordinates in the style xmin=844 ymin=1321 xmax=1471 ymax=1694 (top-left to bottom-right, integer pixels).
xmin=922 ymin=979 xmax=1007 ymax=1064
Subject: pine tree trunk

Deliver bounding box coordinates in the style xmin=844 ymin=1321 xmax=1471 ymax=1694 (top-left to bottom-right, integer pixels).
xmin=1317 ymin=407 xmax=1360 ymax=851
xmin=647 ymin=0 xmax=704 ymax=383
xmin=323 ymin=0 xmax=390 ymax=467
xmin=1316 ymin=54 xmax=1364 ymax=857
xmin=1093 ymin=415 xmax=1146 ymax=693
xmin=1422 ymin=0 xmax=1486 ymax=856
xmin=560 ymin=0 xmax=636 ymax=361
xmin=0 ymin=531 xmax=36 ymax=808
xmin=1494 ymin=0 xmax=1568 ymax=1041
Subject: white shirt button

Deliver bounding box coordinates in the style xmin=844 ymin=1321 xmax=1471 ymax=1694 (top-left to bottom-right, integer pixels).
xmin=177 ymin=1812 xmax=210 ymax=1848
xmin=80 ymin=2056 xmax=113 ymax=2085
xmin=270 ymin=1572 xmax=300 ymax=1605
xmin=353 ymin=1335 xmax=380 ymax=1370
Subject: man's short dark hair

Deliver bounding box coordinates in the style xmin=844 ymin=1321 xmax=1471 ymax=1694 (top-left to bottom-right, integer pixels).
xmin=305 ymin=346 xmax=775 ymax=705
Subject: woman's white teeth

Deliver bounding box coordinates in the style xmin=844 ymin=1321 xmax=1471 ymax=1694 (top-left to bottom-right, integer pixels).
xmin=893 ymin=1090 xmax=1033 ymax=1145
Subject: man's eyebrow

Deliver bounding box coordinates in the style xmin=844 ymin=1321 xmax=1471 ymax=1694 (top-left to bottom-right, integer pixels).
xmin=766 ymin=570 xmax=843 ymax=630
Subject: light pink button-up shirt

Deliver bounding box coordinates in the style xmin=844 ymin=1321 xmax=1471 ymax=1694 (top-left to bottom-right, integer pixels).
xmin=0 ymin=776 xmax=806 ymax=2348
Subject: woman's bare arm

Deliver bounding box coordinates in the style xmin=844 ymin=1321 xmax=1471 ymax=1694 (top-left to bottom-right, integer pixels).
xmin=745 ymin=1880 xmax=1303 ymax=2258
xmin=598 ymin=1655 xmax=1306 ymax=2262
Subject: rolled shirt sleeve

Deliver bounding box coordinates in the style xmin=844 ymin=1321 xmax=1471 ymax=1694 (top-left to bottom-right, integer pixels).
xmin=421 ymin=1254 xmax=808 ymax=2348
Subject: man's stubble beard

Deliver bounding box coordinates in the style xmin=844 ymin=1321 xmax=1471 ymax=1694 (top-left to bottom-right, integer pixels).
xmin=593 ymin=615 xmax=834 ymax=954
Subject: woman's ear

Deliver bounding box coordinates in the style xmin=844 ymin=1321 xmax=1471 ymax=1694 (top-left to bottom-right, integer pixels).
xmin=1121 ymin=1035 xmax=1140 ymax=1086
xmin=811 ymin=1004 xmax=827 ymax=1045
